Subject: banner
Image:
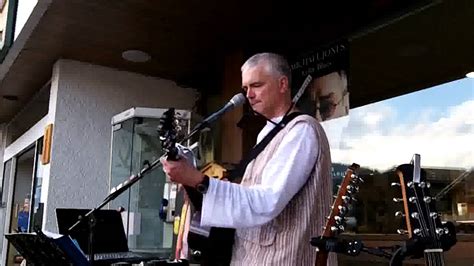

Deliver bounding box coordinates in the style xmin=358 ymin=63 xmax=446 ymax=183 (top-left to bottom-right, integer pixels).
xmin=290 ymin=40 xmax=350 ymax=122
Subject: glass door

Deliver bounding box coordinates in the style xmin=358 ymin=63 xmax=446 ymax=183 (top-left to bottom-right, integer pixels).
xmin=5 ymin=138 xmax=44 ymax=266
xmin=0 ymin=159 xmax=13 ymax=255
xmin=6 ymin=147 xmax=34 ymax=265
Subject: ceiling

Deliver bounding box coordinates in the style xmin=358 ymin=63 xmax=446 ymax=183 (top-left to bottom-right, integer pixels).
xmin=0 ymin=0 xmax=473 ymax=123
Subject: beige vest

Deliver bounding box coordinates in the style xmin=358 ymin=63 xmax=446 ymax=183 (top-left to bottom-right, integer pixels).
xmin=231 ymin=115 xmax=337 ymax=266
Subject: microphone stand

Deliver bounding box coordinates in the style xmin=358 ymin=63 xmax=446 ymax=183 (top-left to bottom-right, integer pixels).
xmin=67 ymin=157 xmax=164 ymax=265
xmin=67 ymin=120 xmax=207 ymax=265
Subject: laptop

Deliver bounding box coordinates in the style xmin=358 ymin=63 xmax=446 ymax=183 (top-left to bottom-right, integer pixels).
xmin=56 ymin=208 xmax=168 ymax=264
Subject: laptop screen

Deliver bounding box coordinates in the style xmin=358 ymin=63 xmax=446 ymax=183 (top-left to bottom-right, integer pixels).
xmin=56 ymin=208 xmax=129 ymax=254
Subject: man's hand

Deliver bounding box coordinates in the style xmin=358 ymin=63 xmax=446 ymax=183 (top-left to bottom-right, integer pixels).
xmin=161 ymin=157 xmax=205 ymax=187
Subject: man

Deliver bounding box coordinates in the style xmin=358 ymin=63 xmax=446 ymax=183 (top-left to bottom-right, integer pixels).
xmin=310 ymin=70 xmax=349 ymax=122
xmin=162 ymin=53 xmax=335 ymax=265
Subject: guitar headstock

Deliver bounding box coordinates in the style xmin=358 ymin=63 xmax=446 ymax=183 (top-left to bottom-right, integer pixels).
xmin=158 ymin=108 xmax=181 ymax=160
xmin=322 ymin=163 xmax=362 ymax=237
xmin=393 ymin=164 xmax=456 ymax=251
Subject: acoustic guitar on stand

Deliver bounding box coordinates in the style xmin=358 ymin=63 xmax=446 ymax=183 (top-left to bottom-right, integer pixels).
xmin=312 ymin=163 xmax=362 ymax=266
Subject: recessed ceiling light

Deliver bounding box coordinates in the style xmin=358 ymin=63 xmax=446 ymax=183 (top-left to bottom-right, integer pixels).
xmin=122 ymin=50 xmax=151 ymax=63
xmin=2 ymin=95 xmax=19 ymax=101
xmin=466 ymin=72 xmax=474 ymax=78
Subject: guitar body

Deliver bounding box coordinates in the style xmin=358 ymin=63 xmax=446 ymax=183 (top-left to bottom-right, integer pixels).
xmin=183 ymin=185 xmax=235 ymax=266
xmin=178 ymin=162 xmax=235 ymax=265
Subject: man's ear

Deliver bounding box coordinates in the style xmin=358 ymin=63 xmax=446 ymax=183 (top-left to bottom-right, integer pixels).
xmin=279 ymin=76 xmax=289 ymax=93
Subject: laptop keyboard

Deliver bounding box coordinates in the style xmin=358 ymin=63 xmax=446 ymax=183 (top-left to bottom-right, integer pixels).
xmin=89 ymin=251 xmax=164 ymax=262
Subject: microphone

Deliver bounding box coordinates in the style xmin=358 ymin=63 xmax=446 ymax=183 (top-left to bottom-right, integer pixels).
xmin=192 ymin=92 xmax=246 ymax=133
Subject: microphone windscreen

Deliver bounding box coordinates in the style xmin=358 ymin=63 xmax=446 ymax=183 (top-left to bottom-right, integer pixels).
xmin=230 ymin=93 xmax=246 ymax=106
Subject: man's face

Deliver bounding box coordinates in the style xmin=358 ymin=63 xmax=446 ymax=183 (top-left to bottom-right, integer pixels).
xmin=311 ymin=72 xmax=346 ymax=120
xmin=242 ymin=64 xmax=286 ymax=118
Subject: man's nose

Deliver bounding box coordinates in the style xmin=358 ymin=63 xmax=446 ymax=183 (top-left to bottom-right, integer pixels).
xmin=246 ymin=88 xmax=255 ymax=99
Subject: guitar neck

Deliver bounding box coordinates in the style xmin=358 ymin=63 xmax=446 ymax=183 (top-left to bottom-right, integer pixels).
xmin=424 ymin=249 xmax=445 ymax=266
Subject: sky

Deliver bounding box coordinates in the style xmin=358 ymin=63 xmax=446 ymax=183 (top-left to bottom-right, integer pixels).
xmin=321 ymin=77 xmax=474 ymax=172
xmin=14 ymin=0 xmax=38 ymax=40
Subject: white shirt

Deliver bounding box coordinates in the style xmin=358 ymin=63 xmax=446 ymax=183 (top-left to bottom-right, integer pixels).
xmin=200 ymin=116 xmax=319 ymax=228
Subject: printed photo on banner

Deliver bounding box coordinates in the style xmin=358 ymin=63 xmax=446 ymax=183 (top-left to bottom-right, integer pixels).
xmin=290 ymin=40 xmax=350 ymax=122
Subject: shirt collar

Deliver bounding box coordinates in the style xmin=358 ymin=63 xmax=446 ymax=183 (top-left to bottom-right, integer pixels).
xmin=266 ymin=115 xmax=284 ymax=127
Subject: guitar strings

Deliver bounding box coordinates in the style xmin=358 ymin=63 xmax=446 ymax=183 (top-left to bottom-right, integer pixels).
xmin=411 ymin=181 xmax=436 ymax=265
xmin=421 ymin=180 xmax=444 ymax=266
xmin=414 ymin=181 xmax=444 ymax=266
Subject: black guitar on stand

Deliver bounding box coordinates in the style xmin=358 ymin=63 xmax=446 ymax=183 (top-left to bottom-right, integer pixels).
xmin=391 ymin=155 xmax=456 ymax=266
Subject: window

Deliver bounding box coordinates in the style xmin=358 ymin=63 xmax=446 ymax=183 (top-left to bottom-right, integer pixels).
xmin=322 ymin=77 xmax=474 ymax=234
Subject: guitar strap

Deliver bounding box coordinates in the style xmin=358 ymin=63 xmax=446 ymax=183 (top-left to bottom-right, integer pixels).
xmin=228 ymin=111 xmax=304 ymax=182
xmin=186 ymin=111 xmax=304 ymax=211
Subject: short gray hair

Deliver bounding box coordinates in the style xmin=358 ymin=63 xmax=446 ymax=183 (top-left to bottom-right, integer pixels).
xmin=241 ymin=53 xmax=292 ymax=87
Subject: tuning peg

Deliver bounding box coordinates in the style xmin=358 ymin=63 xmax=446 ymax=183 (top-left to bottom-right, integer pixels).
xmin=424 ymin=196 xmax=432 ymax=203
xmin=341 ymin=195 xmax=352 ymax=204
xmin=346 ymin=185 xmax=359 ymax=194
xmin=419 ymin=182 xmax=431 ymax=189
xmin=395 ymin=211 xmax=405 ymax=217
xmin=436 ymin=228 xmax=445 ymax=235
xmin=331 ymin=225 xmax=345 ymax=232
xmin=391 ymin=182 xmax=401 ymax=187
xmin=334 ymin=216 xmax=344 ymax=223
xmin=444 ymin=227 xmax=450 ymax=234
xmin=430 ymin=212 xmax=438 ymax=218
xmin=409 ymin=197 xmax=417 ymax=203
xmin=413 ymin=228 xmax=422 ymax=236
xmin=338 ymin=205 xmax=347 ymax=215
xmin=397 ymin=229 xmax=409 ymax=235
xmin=351 ymin=174 xmax=364 ymax=183
xmin=411 ymin=212 xmax=419 ymax=219
xmin=393 ymin=198 xmax=403 ymax=203
xmin=407 ymin=181 xmax=414 ymax=188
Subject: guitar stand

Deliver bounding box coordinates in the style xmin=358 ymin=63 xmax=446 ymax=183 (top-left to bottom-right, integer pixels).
xmin=361 ymin=245 xmax=395 ymax=260
xmin=311 ymin=236 xmax=363 ymax=256
xmin=311 ymin=236 xmax=395 ymax=261
xmin=388 ymin=229 xmax=457 ymax=266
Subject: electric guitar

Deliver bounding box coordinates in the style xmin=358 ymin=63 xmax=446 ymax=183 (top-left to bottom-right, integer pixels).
xmin=312 ymin=163 xmax=362 ymax=266
xmin=391 ymin=163 xmax=457 ymax=266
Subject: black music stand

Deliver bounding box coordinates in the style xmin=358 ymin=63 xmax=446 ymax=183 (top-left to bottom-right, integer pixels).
xmin=5 ymin=231 xmax=90 ymax=266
